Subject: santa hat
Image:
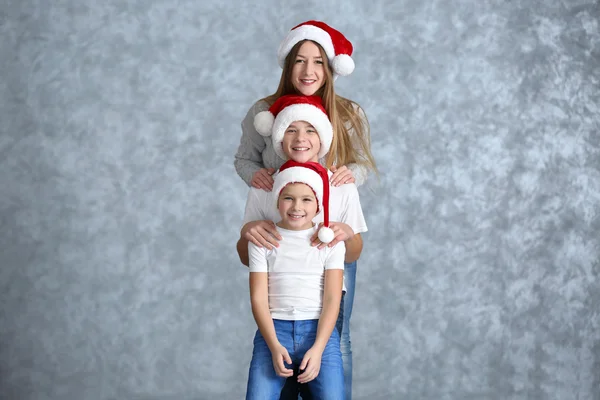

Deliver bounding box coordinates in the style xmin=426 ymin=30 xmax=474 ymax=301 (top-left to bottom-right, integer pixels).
xmin=278 ymin=20 xmax=355 ymax=77
xmin=253 ymin=94 xmax=333 ymax=161
xmin=273 ymin=160 xmax=335 ymax=244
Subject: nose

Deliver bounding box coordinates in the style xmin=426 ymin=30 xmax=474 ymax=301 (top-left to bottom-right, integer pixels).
xmin=293 ymin=131 xmax=308 ymax=142
xmin=303 ymin=61 xmax=314 ymax=75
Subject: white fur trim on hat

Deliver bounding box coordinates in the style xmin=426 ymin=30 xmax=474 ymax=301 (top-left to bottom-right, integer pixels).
xmin=273 ymin=166 xmax=324 ymax=215
xmin=271 ymin=104 xmax=333 ymax=161
xmin=277 ymin=25 xmax=335 ymax=69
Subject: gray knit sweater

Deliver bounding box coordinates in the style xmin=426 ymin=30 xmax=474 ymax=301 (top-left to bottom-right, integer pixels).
xmin=234 ymin=100 xmax=369 ymax=187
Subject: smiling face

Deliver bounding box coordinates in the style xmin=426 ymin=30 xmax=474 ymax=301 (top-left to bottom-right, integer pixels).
xmin=277 ymin=183 xmax=318 ymax=230
xmin=281 ymin=121 xmax=321 ymax=163
xmin=290 ymin=41 xmax=326 ymax=96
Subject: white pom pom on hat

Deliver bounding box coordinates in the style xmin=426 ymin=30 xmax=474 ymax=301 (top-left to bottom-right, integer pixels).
xmin=331 ymin=54 xmax=355 ymax=76
xmin=253 ymin=94 xmax=333 ymax=161
xmin=273 ymin=160 xmax=335 ymax=244
xmin=277 ymin=20 xmax=355 ymax=78
xmin=317 ymin=226 xmax=335 ymax=243
xmin=253 ymin=110 xmax=275 ymax=137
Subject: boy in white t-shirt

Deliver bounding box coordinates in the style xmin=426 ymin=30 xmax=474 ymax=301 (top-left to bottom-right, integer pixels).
xmin=246 ymin=160 xmax=344 ymax=400
xmin=237 ymin=95 xmax=367 ymax=264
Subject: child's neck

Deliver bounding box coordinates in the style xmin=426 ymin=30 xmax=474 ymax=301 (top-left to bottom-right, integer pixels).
xmin=276 ymin=221 xmax=315 ymax=231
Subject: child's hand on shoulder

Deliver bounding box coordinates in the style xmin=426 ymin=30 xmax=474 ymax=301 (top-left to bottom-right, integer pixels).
xmin=271 ymin=344 xmax=293 ymax=378
xmin=297 ymin=346 xmax=323 ymax=384
xmin=243 ymin=220 xmax=282 ymax=249
xmin=310 ymin=222 xmax=354 ymax=249
xmin=251 ymin=168 xmax=276 ymax=191
xmin=330 ymin=165 xmax=355 ymax=187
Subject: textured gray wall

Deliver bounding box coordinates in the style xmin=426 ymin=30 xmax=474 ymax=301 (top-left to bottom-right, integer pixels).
xmin=1 ymin=0 xmax=599 ymax=399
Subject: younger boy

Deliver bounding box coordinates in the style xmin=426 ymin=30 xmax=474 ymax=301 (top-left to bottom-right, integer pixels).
xmin=246 ymin=160 xmax=345 ymax=400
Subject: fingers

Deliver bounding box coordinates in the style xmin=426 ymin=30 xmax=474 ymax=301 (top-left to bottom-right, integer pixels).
xmin=251 ymin=169 xmax=275 ymax=191
xmin=277 ymin=370 xmax=293 ymax=378
xmin=251 ymin=173 xmax=267 ymax=190
xmin=330 ymin=223 xmax=352 ymax=244
xmin=297 ymin=358 xmax=319 ymax=383
xmin=269 ymin=224 xmax=283 ymax=241
xmin=310 ymin=222 xmax=323 ymax=245
xmin=331 ymin=172 xmax=352 ymax=187
xmin=272 ymin=346 xmax=293 ymax=377
xmin=245 ymin=229 xmax=269 ymax=248
xmin=275 ymin=358 xmax=293 ymax=378
xmin=327 ymin=236 xmax=342 ymax=248
xmin=311 ymin=224 xmax=349 ymax=249
xmin=250 ymin=234 xmax=275 ymax=249
xmin=258 ymin=229 xmax=281 ymax=250
xmin=245 ymin=221 xmax=282 ymax=249
xmin=329 ymin=165 xmax=354 ymax=187
xmin=276 ymin=366 xmax=293 ymax=378
xmin=299 ymin=355 xmax=308 ymax=371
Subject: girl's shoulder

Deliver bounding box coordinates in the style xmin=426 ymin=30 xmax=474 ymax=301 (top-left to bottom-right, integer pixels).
xmin=243 ymin=98 xmax=272 ymax=122
xmin=249 ymin=98 xmax=271 ymax=115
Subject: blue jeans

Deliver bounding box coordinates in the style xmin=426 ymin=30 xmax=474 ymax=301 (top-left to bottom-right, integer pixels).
xmin=341 ymin=261 xmax=356 ymax=400
xmin=246 ymin=319 xmax=344 ymax=400
xmin=278 ymin=261 xmax=357 ymax=400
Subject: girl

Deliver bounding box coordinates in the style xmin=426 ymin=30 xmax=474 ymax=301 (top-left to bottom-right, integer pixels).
xmin=234 ymin=20 xmax=377 ymax=191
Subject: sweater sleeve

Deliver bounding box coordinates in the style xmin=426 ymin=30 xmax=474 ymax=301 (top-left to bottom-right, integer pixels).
xmin=234 ymin=100 xmax=271 ymax=187
xmin=347 ymin=162 xmax=368 ymax=187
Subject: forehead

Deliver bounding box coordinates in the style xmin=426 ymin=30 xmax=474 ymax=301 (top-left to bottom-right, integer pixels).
xmin=297 ymin=41 xmax=322 ymax=55
xmin=279 ymin=182 xmax=316 ymax=196
xmin=288 ymin=120 xmax=315 ymax=129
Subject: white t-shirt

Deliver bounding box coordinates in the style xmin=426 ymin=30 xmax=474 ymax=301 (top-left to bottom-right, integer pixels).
xmin=242 ymin=171 xmax=368 ymax=235
xmin=249 ymin=225 xmax=345 ymax=320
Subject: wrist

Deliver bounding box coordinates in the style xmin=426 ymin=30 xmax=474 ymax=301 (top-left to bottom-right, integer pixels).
xmin=311 ymin=341 xmax=327 ymax=353
xmin=267 ymin=340 xmax=282 ymax=353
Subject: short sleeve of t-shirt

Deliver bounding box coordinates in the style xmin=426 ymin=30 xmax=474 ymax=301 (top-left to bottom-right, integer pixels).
xmin=242 ymin=188 xmax=268 ymax=226
xmin=248 ymin=242 xmax=269 ymax=272
xmin=324 ymin=241 xmax=346 ymax=270
xmin=338 ymin=185 xmax=368 ymax=235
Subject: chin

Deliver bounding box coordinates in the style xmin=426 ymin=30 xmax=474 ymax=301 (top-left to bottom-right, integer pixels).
xmin=294 ymin=85 xmax=318 ymax=97
xmin=287 ymin=153 xmax=308 ymax=163
xmin=285 ymin=219 xmax=310 ymax=229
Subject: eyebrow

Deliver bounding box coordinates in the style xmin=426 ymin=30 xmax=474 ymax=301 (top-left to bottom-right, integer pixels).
xmin=288 ymin=122 xmax=316 ymax=129
xmin=296 ymin=54 xmax=323 ymax=59
xmin=280 ymin=191 xmax=315 ymax=198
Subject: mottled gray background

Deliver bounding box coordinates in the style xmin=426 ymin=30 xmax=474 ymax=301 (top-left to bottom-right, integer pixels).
xmin=1 ymin=0 xmax=599 ymax=399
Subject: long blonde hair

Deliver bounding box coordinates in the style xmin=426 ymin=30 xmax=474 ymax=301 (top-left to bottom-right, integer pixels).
xmin=263 ymin=40 xmax=378 ymax=176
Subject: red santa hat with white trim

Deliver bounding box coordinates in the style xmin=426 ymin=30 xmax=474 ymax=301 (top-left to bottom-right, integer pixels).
xmin=273 ymin=160 xmax=335 ymax=244
xmin=278 ymin=20 xmax=355 ymax=77
xmin=253 ymin=94 xmax=333 ymax=161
